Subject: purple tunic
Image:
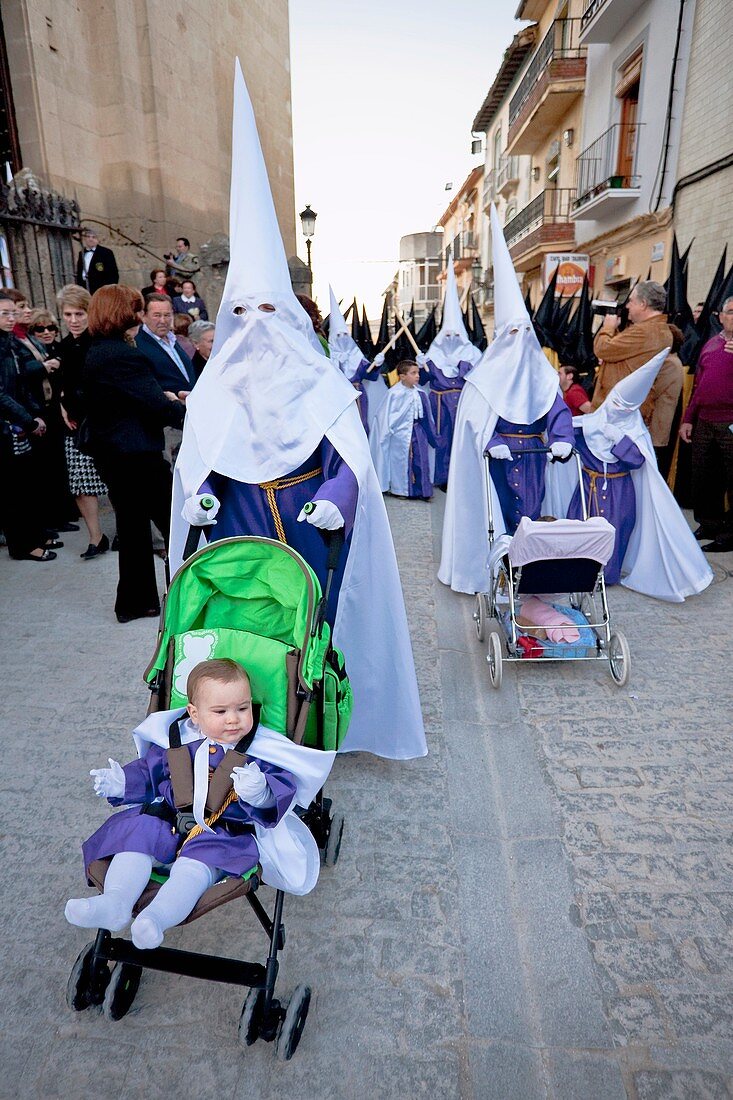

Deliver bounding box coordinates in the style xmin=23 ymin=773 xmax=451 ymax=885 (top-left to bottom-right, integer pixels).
xmin=426 ymin=359 xmax=474 ymax=488
xmin=408 ymin=390 xmax=439 ymax=500
xmin=487 ymin=392 xmax=574 ymax=534
xmin=82 ymin=741 xmax=296 ymax=878
xmin=568 ymin=431 xmax=645 ymax=585
xmin=204 ymin=439 xmax=359 ymax=624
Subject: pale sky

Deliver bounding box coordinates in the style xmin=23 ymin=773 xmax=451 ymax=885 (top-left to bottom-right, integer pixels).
xmin=289 ymin=0 xmax=527 ymax=319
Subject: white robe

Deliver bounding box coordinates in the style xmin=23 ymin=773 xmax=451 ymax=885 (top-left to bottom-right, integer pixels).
xmin=370 ymin=383 xmax=424 ymax=496
xmin=133 ymin=708 xmax=335 ymax=895
xmin=545 ymin=417 xmax=713 ymax=603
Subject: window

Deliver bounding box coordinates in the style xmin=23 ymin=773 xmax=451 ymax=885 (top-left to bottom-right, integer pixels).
xmin=615 ymin=48 xmax=642 ymax=184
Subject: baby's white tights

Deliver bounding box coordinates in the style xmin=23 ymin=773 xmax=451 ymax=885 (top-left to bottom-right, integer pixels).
xmin=65 ymin=851 xmax=154 ymax=932
xmin=130 ymin=857 xmax=216 ymax=949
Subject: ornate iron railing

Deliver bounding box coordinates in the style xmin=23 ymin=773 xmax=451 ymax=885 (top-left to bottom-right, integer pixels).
xmin=573 ymin=123 xmax=642 ymax=208
xmin=509 ymin=19 xmax=585 ymax=128
xmin=503 ymin=189 xmax=575 ymax=248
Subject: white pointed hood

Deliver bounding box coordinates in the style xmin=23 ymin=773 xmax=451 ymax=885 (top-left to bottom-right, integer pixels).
xmin=180 ymin=60 xmax=357 ymax=484
xmin=328 ymin=285 xmax=366 ymax=379
xmin=464 ymin=204 xmax=560 ymax=423
xmin=579 ymin=349 xmax=669 ymax=463
xmin=426 ymin=263 xmax=481 ymax=376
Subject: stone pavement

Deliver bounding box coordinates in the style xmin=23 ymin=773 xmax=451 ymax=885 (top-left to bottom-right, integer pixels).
xmin=0 ymin=498 xmax=732 ymax=1099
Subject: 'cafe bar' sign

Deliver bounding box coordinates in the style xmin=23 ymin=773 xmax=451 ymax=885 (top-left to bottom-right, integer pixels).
xmin=543 ymin=253 xmax=590 ymax=295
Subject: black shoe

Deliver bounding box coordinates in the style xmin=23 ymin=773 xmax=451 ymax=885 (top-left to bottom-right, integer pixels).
xmin=56 ymin=521 xmax=80 ymax=532
xmin=111 ymin=535 xmax=119 ymax=552
xmin=11 ymin=549 xmax=57 ymax=562
xmin=116 ymin=607 xmax=160 ymax=624
xmin=701 ymin=535 xmax=733 ymax=553
xmin=80 ymin=534 xmax=110 ymax=560
xmin=694 ymin=525 xmax=717 ymax=541
xmin=45 ymin=539 xmax=64 ymax=549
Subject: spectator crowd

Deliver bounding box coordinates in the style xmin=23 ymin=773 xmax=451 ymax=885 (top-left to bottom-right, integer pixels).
xmin=0 ymin=229 xmax=215 ymax=620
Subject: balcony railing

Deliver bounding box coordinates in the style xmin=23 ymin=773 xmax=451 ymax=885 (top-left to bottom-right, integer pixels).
xmin=573 ymin=123 xmax=642 ymax=210
xmin=509 ymin=19 xmax=585 ymax=129
xmin=482 ymin=170 xmax=495 ymax=207
xmin=496 ymin=154 xmax=521 ymax=193
xmin=581 ymin=0 xmax=608 ymax=29
xmin=504 ymin=189 xmax=575 ymax=249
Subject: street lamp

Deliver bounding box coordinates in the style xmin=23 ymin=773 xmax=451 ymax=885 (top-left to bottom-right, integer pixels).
xmin=471 ymin=257 xmax=482 ymax=287
xmin=299 ymin=203 xmax=317 ymax=271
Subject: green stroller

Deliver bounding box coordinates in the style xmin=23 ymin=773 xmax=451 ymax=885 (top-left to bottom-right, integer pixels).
xmin=65 ymin=535 xmax=351 ymax=1060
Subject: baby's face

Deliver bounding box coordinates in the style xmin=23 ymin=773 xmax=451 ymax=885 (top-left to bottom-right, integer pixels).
xmin=188 ymin=678 xmax=254 ymax=745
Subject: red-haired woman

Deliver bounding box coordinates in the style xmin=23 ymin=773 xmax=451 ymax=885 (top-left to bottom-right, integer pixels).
xmin=82 ymin=285 xmax=185 ymax=622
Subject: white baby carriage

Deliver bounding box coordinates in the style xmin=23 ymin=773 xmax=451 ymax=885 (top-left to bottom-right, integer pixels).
xmin=474 ymin=445 xmax=631 ymax=688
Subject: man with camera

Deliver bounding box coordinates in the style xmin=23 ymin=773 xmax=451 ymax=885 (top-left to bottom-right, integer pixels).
xmin=592 ymin=281 xmax=674 ymax=442
xmin=164 ymin=237 xmax=198 ymax=280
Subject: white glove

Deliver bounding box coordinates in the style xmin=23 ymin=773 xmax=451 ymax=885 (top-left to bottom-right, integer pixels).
xmin=373 ymin=352 xmax=385 ymax=368
xmin=488 ymin=445 xmax=513 ymax=461
xmin=604 ymin=424 xmax=624 ymax=445
xmin=297 ymin=499 xmax=344 ymax=531
xmin=90 ymin=759 xmax=125 ymax=800
xmin=550 ymin=441 xmax=573 ymax=460
xmin=416 ymin=352 xmax=427 ymax=367
xmin=231 ymin=762 xmax=272 ymax=807
xmin=182 ymin=493 xmax=220 ymax=526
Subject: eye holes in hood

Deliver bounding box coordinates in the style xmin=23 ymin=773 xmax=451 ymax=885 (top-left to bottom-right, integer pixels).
xmin=232 ymin=302 xmax=277 ymax=316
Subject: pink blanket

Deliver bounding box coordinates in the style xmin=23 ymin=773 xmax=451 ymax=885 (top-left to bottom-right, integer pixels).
xmin=516 ymin=596 xmax=580 ymax=644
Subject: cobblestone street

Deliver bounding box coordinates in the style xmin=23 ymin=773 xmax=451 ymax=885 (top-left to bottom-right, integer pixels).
xmin=1 ymin=496 xmax=732 ymax=1099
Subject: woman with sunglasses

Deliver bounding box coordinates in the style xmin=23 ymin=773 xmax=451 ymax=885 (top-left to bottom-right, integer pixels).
xmin=26 ymin=308 xmax=79 ymax=536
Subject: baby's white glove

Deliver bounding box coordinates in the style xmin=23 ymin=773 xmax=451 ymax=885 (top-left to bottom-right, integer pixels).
xmin=297 ymin=500 xmax=344 ymax=531
xmin=182 ymin=493 xmax=220 ymax=526
xmin=604 ymin=424 xmax=624 ymax=445
xmin=372 ymin=352 xmax=385 ymax=368
xmin=90 ymin=759 xmax=125 ymax=800
xmin=550 ymin=441 xmax=573 ymax=461
xmin=231 ymin=762 xmax=272 ymax=807
xmin=488 ymin=444 xmax=513 ymax=461
xmin=416 ymin=352 xmax=427 ymax=367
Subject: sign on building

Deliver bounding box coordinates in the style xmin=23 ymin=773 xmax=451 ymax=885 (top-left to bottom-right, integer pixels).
xmin=543 ymin=253 xmax=590 ymax=295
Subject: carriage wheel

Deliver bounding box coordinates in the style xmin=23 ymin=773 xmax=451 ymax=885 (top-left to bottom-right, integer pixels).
xmin=238 ymin=987 xmax=265 ymax=1047
xmin=275 ymin=985 xmax=311 ymax=1061
xmin=324 ymin=813 xmax=345 ymax=867
xmin=487 ymin=631 xmax=503 ymax=689
xmin=102 ymin=961 xmax=142 ymax=1020
xmin=608 ymin=631 xmax=630 ymax=686
xmin=473 ymin=594 xmax=487 ymax=641
xmin=66 ymin=942 xmax=110 ymax=1011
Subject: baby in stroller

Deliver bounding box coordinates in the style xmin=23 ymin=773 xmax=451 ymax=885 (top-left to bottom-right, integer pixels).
xmin=65 ymin=658 xmax=297 ymax=950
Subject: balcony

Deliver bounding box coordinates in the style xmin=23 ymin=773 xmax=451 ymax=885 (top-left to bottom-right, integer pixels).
xmin=482 ymin=170 xmax=495 ymax=210
xmin=496 ymin=154 xmax=521 ymax=197
xmin=571 ymin=123 xmax=642 ymax=219
xmin=580 ymin=0 xmax=639 ymax=43
xmin=507 ymin=20 xmax=587 ymax=156
xmin=503 ymin=189 xmax=576 ymax=270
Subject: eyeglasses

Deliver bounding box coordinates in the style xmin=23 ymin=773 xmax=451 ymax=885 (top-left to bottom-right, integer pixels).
xmin=0 ymin=310 xmax=16 ymax=318
xmin=31 ymin=324 xmax=58 ymax=333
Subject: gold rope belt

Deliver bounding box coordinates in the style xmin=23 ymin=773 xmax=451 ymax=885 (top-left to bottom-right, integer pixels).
xmin=583 ymin=466 xmax=629 ymax=515
xmin=433 ymin=388 xmax=462 ymax=434
xmin=501 ymin=432 xmax=543 ymax=439
xmin=259 ymin=466 xmax=323 ymax=543
xmin=180 ymin=788 xmax=238 ymax=847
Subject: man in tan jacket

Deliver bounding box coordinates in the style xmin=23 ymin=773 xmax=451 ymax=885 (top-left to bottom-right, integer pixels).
xmin=593 ymin=281 xmax=675 ymax=445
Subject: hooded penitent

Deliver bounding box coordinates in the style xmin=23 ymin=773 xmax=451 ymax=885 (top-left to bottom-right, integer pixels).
xmin=328 ymin=287 xmax=367 ymax=380
xmin=170 ymin=61 xmax=426 ymax=759
xmin=425 ymin=264 xmax=482 ymax=376
xmin=545 ymin=349 xmax=713 ymax=602
xmin=439 ymin=204 xmax=572 ymax=593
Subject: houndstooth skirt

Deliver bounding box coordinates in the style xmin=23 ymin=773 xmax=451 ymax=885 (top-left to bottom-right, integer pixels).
xmin=65 ymin=434 xmax=108 ymax=497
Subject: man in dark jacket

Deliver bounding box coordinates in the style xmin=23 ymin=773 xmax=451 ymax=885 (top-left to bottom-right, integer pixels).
xmin=75 ymin=228 xmax=119 ymax=294
xmin=136 ymin=293 xmax=196 ymax=463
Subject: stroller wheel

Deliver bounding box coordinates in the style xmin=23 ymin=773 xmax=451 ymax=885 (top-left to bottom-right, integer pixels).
xmin=238 ymin=986 xmax=265 ymax=1047
xmin=324 ymin=813 xmax=345 ymax=867
xmin=474 ymin=593 xmax=487 ymax=642
xmin=102 ymin=961 xmax=142 ymax=1020
xmin=608 ymin=631 xmax=630 ymax=686
xmin=66 ymin=942 xmax=110 ymax=1011
xmin=487 ymin=631 xmax=503 ymax=689
xmin=275 ymin=985 xmax=311 ymax=1061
